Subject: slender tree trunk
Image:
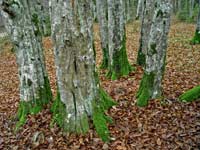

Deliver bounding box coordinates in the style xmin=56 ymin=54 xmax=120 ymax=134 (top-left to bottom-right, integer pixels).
xmin=40 ymin=0 xmax=51 ymax=36
xmin=124 ymin=0 xmax=136 ymax=22
xmin=136 ymin=0 xmax=143 ymax=19
xmin=189 ymin=0 xmax=195 ymax=18
xmin=1 ymin=0 xmax=52 ymax=129
xmin=129 ymin=0 xmax=136 ymax=21
xmin=136 ymin=0 xmax=155 ymax=67
xmin=107 ymin=0 xmax=133 ymax=80
xmin=136 ymin=0 xmax=172 ymax=107
xmin=92 ymin=0 xmax=97 ymax=22
xmin=191 ymin=0 xmax=200 ymax=44
xmin=50 ymin=0 xmax=115 ymax=141
xmin=96 ymin=0 xmax=109 ymax=69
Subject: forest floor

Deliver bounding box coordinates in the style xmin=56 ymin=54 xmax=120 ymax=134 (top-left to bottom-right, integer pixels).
xmin=0 ymin=21 xmax=200 ymax=150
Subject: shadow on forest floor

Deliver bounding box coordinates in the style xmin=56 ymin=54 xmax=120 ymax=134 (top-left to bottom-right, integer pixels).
xmin=0 ymin=21 xmax=200 ymax=150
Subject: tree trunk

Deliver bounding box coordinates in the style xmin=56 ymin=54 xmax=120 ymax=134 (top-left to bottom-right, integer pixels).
xmin=107 ymin=0 xmax=133 ymax=80
xmin=136 ymin=0 xmax=143 ymax=19
xmin=136 ymin=0 xmax=172 ymax=107
xmin=40 ymin=0 xmax=51 ymax=36
xmin=191 ymin=0 xmax=200 ymax=44
xmin=136 ymin=0 xmax=155 ymax=67
xmin=189 ymin=0 xmax=195 ymax=18
xmin=50 ymin=0 xmax=115 ymax=141
xmin=1 ymin=0 xmax=52 ymax=129
xmin=96 ymin=0 xmax=109 ymax=69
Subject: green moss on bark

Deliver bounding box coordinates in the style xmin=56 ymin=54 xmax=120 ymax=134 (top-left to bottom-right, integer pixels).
xmin=136 ymin=48 xmax=146 ymax=67
xmin=15 ymin=76 xmax=52 ymax=131
xmin=179 ymin=85 xmax=200 ymax=102
xmin=107 ymin=35 xmax=134 ymax=80
xmin=100 ymin=48 xmax=109 ymax=69
xmin=51 ymin=92 xmax=66 ymax=128
xmin=92 ymin=88 xmax=117 ymax=142
xmin=136 ymin=72 xmax=155 ymax=107
xmin=31 ymin=13 xmax=42 ymax=36
xmin=191 ymin=30 xmax=200 ymax=45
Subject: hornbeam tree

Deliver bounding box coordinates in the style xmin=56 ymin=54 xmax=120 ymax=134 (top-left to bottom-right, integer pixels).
xmin=107 ymin=0 xmax=133 ymax=80
xmin=137 ymin=0 xmax=156 ymax=67
xmin=136 ymin=0 xmax=172 ymax=107
xmin=191 ymin=0 xmax=200 ymax=44
xmin=1 ymin=0 xmax=52 ymax=129
xmin=50 ymin=0 xmax=115 ymax=141
xmin=96 ymin=0 xmax=109 ymax=69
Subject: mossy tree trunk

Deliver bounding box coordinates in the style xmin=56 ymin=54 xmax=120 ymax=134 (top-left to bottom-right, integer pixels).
xmin=136 ymin=0 xmax=172 ymax=107
xmin=191 ymin=0 xmax=200 ymax=44
xmin=96 ymin=0 xmax=109 ymax=69
xmin=50 ymin=0 xmax=115 ymax=141
xmin=1 ymin=0 xmax=52 ymax=129
xmin=136 ymin=0 xmax=155 ymax=67
xmin=107 ymin=0 xmax=133 ymax=80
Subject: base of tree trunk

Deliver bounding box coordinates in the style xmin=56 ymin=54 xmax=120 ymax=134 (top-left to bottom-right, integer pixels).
xmin=51 ymin=88 xmax=116 ymax=142
xmin=100 ymin=48 xmax=109 ymax=69
xmin=15 ymin=77 xmax=52 ymax=131
xmin=179 ymin=85 xmax=200 ymax=102
xmin=190 ymin=30 xmax=200 ymax=45
xmin=136 ymin=72 xmax=155 ymax=107
xmin=106 ymin=37 xmax=134 ymax=80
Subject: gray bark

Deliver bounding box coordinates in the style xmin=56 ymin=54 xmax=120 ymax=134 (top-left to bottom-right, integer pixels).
xmin=136 ymin=0 xmax=143 ymax=19
xmin=197 ymin=0 xmax=200 ymax=31
xmin=189 ymin=0 xmax=195 ymax=18
xmin=146 ymin=0 xmax=172 ymax=98
xmin=96 ymin=0 xmax=109 ymax=68
xmin=124 ymin=0 xmax=135 ymax=22
xmin=1 ymin=0 xmax=51 ymax=103
xmin=137 ymin=0 xmax=155 ymax=66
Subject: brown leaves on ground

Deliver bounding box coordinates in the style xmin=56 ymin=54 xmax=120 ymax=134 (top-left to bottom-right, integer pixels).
xmin=0 ymin=21 xmax=200 ymax=150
